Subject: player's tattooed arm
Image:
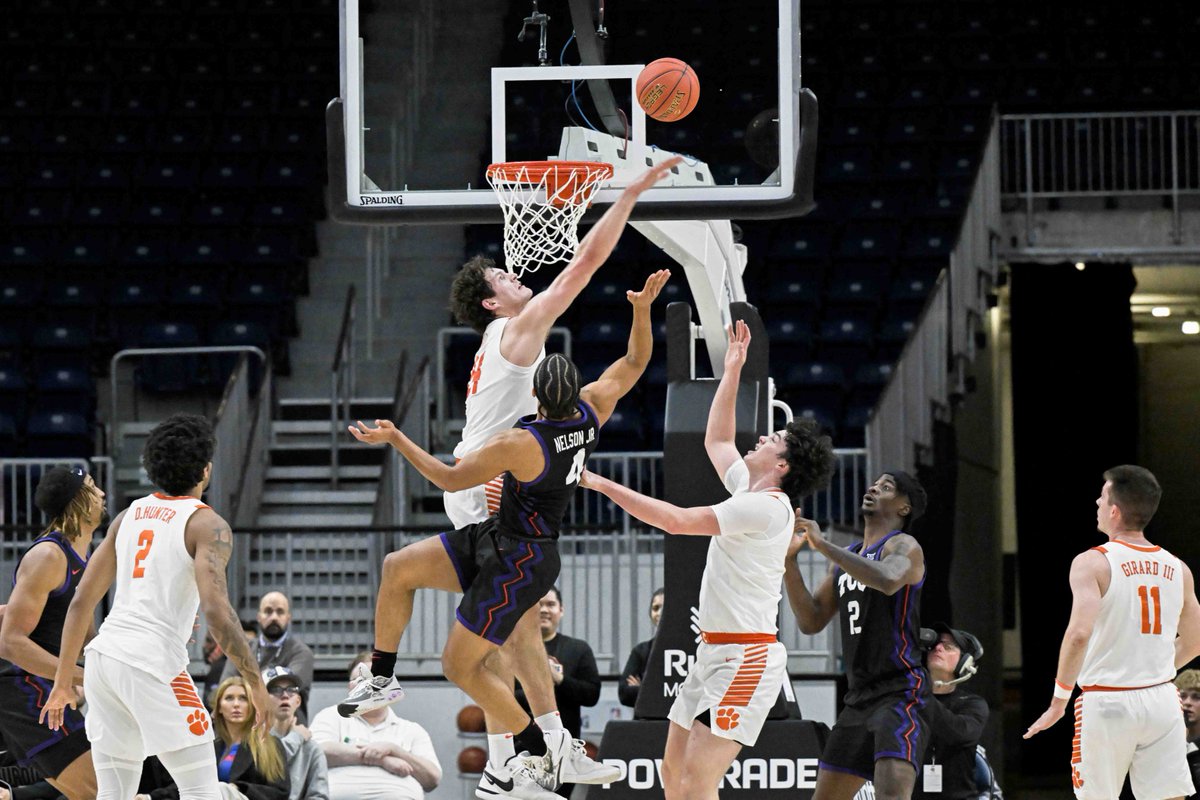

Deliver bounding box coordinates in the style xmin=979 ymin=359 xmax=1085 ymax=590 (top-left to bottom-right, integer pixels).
xmin=807 ymin=527 xmax=925 ymax=595
xmin=193 ymin=514 xmax=261 ymax=685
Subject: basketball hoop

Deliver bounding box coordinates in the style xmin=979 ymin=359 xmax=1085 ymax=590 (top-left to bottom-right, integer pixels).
xmin=486 ymin=160 xmax=614 ymax=275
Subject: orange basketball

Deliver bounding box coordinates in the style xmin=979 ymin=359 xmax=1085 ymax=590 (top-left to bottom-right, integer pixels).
xmin=456 ymin=704 xmax=486 ymax=733
xmin=457 ymin=746 xmax=487 ymax=775
xmin=636 ymin=58 xmax=699 ymax=122
xmin=583 ymin=741 xmax=599 ymax=761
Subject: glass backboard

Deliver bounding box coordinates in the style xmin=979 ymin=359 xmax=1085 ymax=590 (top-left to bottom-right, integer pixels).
xmin=331 ymin=0 xmax=815 ymax=223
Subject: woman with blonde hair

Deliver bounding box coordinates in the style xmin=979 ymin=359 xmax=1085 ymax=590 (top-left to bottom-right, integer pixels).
xmin=142 ymin=677 xmax=289 ymax=800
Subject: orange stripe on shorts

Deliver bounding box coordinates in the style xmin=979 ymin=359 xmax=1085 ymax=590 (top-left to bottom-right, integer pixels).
xmin=718 ymin=644 xmax=769 ymax=707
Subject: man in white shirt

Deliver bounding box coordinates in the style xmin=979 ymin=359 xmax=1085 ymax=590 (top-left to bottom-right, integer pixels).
xmin=310 ymin=655 xmax=440 ymax=800
xmin=581 ymin=321 xmax=837 ymax=800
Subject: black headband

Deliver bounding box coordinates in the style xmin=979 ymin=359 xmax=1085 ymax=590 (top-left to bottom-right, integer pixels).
xmin=35 ymin=466 xmax=87 ymax=520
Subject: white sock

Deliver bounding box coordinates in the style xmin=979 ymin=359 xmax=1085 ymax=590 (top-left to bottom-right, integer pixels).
xmin=536 ymin=711 xmax=565 ymax=733
xmin=487 ymin=732 xmax=516 ymax=771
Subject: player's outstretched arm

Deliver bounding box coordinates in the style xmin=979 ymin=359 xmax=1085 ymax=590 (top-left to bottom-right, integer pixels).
xmin=350 ymin=419 xmax=540 ymax=491
xmin=40 ymin=510 xmax=124 ymax=731
xmin=579 ymin=269 xmax=670 ymax=425
xmin=0 ymin=545 xmax=86 ymax=683
xmin=704 ymin=321 xmax=749 ymax=480
xmin=580 ymin=470 xmax=722 ymax=536
xmin=1024 ymin=550 xmax=1105 ymax=739
xmin=1176 ymin=561 xmax=1200 ymax=669
xmin=190 ymin=508 xmax=270 ymax=733
xmin=503 ymin=157 xmax=684 ymax=361
xmin=803 ymin=520 xmax=925 ymax=596
xmin=783 ymin=533 xmax=839 ymax=634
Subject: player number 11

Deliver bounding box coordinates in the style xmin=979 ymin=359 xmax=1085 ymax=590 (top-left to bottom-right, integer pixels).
xmin=1137 ymin=584 xmax=1162 ymax=635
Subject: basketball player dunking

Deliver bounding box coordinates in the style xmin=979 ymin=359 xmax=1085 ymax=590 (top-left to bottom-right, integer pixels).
xmin=783 ymin=470 xmax=930 ymax=800
xmin=1024 ymin=465 xmax=1200 ymax=799
xmin=579 ymin=321 xmax=837 ymax=800
xmin=340 ymin=276 xmax=665 ymax=799
xmin=42 ymin=414 xmax=269 ymax=800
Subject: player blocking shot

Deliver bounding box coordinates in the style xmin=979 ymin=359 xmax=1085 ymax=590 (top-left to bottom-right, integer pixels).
xmin=339 ymin=275 xmax=668 ymax=799
xmin=42 ymin=414 xmax=270 ymax=800
xmin=579 ymin=321 xmax=837 ymax=800
xmin=444 ymin=156 xmax=681 ymax=529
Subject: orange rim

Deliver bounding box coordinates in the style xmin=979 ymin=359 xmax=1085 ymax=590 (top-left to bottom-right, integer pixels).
xmin=486 ymin=160 xmax=614 ymax=183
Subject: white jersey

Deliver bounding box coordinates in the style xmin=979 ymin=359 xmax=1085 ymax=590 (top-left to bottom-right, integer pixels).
xmin=1077 ymin=540 xmax=1184 ymax=690
xmin=697 ymin=460 xmax=795 ymax=634
xmin=87 ymin=493 xmax=209 ymax=682
xmin=453 ymin=316 xmax=544 ymax=460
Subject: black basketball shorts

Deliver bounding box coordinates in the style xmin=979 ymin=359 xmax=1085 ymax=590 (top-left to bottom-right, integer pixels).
xmin=819 ymin=689 xmax=929 ymax=778
xmin=0 ymin=670 xmax=91 ymax=777
xmin=439 ymin=518 xmax=561 ymax=646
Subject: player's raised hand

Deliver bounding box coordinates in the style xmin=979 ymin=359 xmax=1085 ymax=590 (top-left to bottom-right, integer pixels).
xmin=794 ymin=516 xmax=827 ymax=552
xmin=627 ymin=269 xmax=671 ymax=309
xmin=786 ymin=532 xmax=807 ymax=560
xmin=39 ymin=682 xmax=77 ymax=731
xmin=627 ymin=155 xmax=684 ymax=195
xmin=349 ymin=419 xmax=399 ymax=446
xmin=1023 ymin=702 xmax=1066 ymax=739
xmin=723 ymin=320 xmax=751 ymax=372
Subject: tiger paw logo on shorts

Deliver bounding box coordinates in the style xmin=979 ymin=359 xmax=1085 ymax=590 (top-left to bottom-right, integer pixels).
xmin=187 ymin=710 xmax=210 ymax=736
xmin=715 ymin=707 xmax=740 ymax=731
xmin=1071 ymin=766 xmax=1084 ymax=789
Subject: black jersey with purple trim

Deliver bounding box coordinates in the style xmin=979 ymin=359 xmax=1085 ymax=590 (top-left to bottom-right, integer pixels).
xmin=497 ymin=400 xmax=599 ymax=542
xmin=835 ymin=530 xmax=928 ymax=706
xmin=0 ymin=531 xmax=87 ymax=674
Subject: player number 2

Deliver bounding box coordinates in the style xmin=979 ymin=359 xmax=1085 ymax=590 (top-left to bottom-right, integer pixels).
xmin=132 ymin=529 xmax=155 ymax=578
xmin=565 ymin=449 xmax=587 ymax=485
xmin=847 ymin=600 xmax=862 ymax=636
xmin=1137 ymin=584 xmax=1161 ymax=635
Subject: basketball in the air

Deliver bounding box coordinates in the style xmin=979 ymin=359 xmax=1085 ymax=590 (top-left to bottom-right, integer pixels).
xmin=456 ymin=704 xmax=485 ymax=732
xmin=636 ymin=58 xmax=699 ymax=122
xmin=457 ymin=746 xmax=487 ymax=774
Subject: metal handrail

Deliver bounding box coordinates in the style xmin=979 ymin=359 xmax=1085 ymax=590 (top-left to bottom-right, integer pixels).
xmin=109 ymin=346 xmax=268 ymax=456
xmin=330 ymin=286 xmax=357 ymax=488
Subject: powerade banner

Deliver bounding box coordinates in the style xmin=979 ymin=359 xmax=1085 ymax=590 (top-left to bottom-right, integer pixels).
xmin=596 ymin=720 xmax=828 ymax=797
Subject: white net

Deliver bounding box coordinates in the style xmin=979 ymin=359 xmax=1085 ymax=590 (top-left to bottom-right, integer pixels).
xmin=486 ymin=161 xmax=614 ymax=275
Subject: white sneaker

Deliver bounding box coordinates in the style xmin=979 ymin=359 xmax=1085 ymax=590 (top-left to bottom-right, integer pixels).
xmin=475 ymin=755 xmax=560 ymax=800
xmin=543 ymin=729 xmax=621 ymax=785
xmin=335 ymin=663 xmax=405 ymax=717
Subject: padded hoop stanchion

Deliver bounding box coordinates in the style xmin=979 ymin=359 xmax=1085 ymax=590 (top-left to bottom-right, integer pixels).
xmin=486 ymin=160 xmax=614 ymax=275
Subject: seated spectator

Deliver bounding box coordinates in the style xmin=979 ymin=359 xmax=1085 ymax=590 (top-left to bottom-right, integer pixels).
xmin=1175 ymin=669 xmax=1200 ymax=798
xmin=310 ymin=654 xmax=440 ymax=800
xmin=221 ymin=593 xmax=314 ymax=721
xmin=141 ymin=677 xmax=290 ymax=800
xmin=515 ymin=587 xmax=602 ymax=739
xmin=915 ymin=624 xmax=991 ymax=800
xmin=619 ymin=587 xmax=664 ymax=708
xmin=264 ymin=667 xmax=328 ymax=800
xmin=204 ymin=621 xmax=258 ymax=707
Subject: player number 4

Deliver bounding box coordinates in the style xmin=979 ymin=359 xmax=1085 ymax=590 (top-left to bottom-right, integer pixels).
xmin=132 ymin=529 xmax=155 ymax=578
xmin=1137 ymin=584 xmax=1161 ymax=635
xmin=565 ymin=449 xmax=587 ymax=485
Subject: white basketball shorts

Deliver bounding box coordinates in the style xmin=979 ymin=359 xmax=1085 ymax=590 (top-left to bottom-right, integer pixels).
xmin=667 ymin=639 xmax=787 ymax=747
xmin=1071 ymin=681 xmax=1194 ymax=800
xmin=84 ymin=650 xmax=215 ymax=761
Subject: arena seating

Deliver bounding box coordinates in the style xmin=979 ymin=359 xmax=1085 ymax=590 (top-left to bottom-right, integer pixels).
xmin=463 ymin=0 xmax=1186 ymax=450
xmin=0 ymin=0 xmax=336 ymax=456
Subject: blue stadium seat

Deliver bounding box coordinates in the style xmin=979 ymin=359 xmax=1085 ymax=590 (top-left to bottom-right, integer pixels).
xmin=32 ymin=325 xmax=91 ymax=354
xmin=0 ymin=367 xmax=29 ymax=425
xmin=208 ymin=320 xmax=271 ymax=391
xmin=136 ymin=322 xmax=202 ymax=393
xmin=26 ymin=411 xmax=92 ymax=458
xmin=35 ymin=365 xmax=95 ymax=417
xmin=0 ymin=411 xmax=19 ymax=456
xmin=785 ymin=362 xmax=846 ymax=390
